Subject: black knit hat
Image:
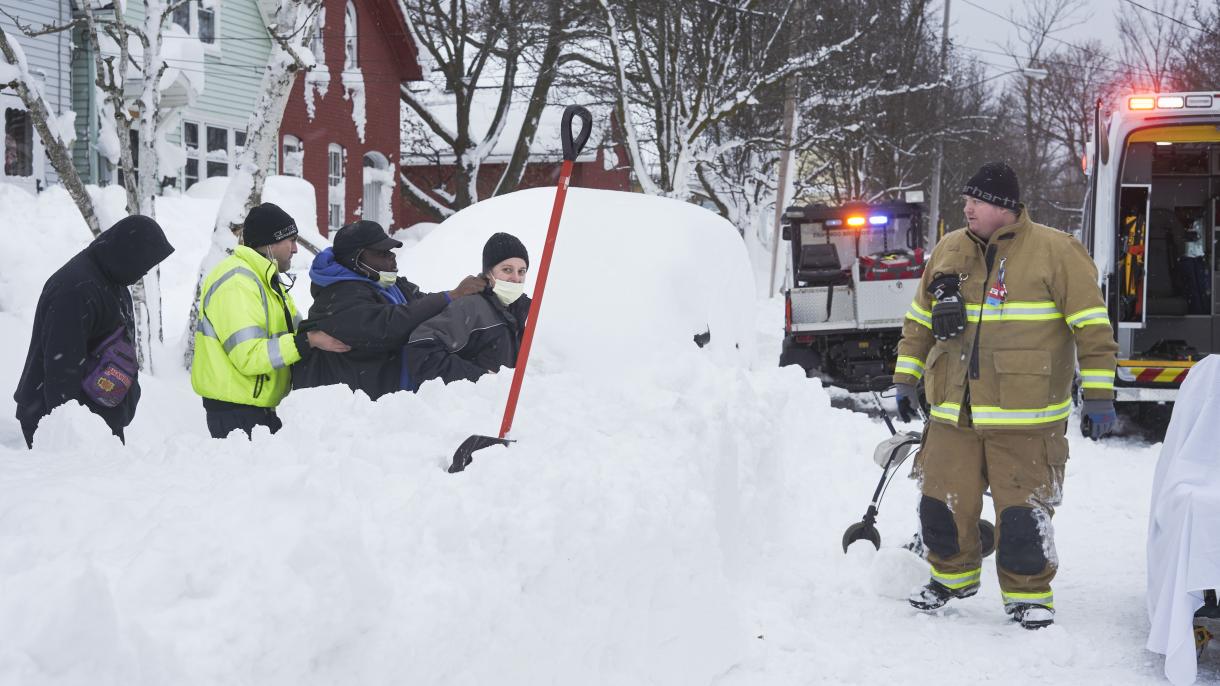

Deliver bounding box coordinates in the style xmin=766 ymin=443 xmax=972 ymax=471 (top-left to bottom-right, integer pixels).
xmin=482 ymin=232 xmax=529 ymax=273
xmin=243 ymin=202 xmax=298 ymax=249
xmin=962 ymin=162 xmax=1021 ymax=212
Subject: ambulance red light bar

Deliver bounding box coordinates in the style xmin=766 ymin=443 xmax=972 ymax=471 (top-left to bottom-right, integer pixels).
xmin=1128 ymin=96 xmax=1155 ymax=110
xmin=1128 ymin=94 xmax=1214 ymax=111
xmin=846 ymin=216 xmax=867 ymax=227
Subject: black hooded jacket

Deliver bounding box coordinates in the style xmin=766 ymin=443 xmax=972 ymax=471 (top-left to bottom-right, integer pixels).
xmin=405 ymin=291 xmax=531 ymax=390
xmin=13 ymin=216 xmax=174 ymax=443
xmin=292 ymin=275 xmax=451 ymax=400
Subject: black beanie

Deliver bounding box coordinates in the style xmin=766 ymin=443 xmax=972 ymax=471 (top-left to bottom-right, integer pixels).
xmin=962 ymin=162 xmax=1021 ymax=212
xmin=243 ymin=202 xmax=299 ymax=248
xmin=482 ymin=232 xmax=529 ymax=273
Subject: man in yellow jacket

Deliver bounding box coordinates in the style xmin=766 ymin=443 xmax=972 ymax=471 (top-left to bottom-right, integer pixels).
xmin=893 ymin=162 xmax=1118 ymax=629
xmin=191 ymin=203 xmax=349 ymax=438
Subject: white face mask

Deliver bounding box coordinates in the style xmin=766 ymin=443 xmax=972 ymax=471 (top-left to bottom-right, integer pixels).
xmin=492 ymin=278 xmax=524 ymax=306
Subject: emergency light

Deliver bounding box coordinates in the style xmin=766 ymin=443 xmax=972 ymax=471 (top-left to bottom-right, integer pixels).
xmin=1129 ymin=97 xmax=1155 ymax=110
xmin=846 ymin=216 xmax=867 ymax=228
xmin=1128 ymin=94 xmax=1214 ymax=111
xmin=1157 ymin=96 xmax=1184 ymax=109
xmin=868 ymin=215 xmax=887 ymax=226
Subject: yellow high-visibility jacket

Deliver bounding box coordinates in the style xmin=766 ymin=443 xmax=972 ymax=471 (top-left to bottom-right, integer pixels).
xmin=893 ymin=211 xmax=1118 ymax=429
xmin=191 ymin=246 xmax=303 ymax=407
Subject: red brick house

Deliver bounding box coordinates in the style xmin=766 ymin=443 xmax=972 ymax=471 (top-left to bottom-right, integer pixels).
xmin=279 ymin=0 xmax=420 ymax=236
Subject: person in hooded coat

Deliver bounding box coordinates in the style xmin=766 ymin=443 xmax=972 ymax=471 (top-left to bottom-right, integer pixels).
xmin=292 ymin=220 xmax=488 ymax=400
xmin=13 ymin=215 xmax=174 ymax=448
xmin=405 ymin=232 xmax=532 ymax=391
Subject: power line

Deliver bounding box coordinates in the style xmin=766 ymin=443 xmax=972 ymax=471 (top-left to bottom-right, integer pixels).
xmin=1119 ymin=0 xmax=1219 ymax=37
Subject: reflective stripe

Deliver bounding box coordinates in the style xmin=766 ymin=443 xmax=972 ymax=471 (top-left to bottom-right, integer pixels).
xmin=965 ymin=301 xmax=1063 ymax=322
xmin=932 ymin=566 xmax=982 ymax=590
xmin=895 ymin=355 xmax=925 ymax=380
xmin=970 ymin=398 xmax=1073 ymax=426
xmin=268 ymin=337 xmax=286 ymax=370
xmin=199 ymin=316 xmax=218 ymax=338
xmin=1002 ymin=589 xmax=1054 ymax=609
xmin=1066 ymin=306 xmax=1108 ymax=328
xmin=202 ymin=266 xmax=270 ymax=338
xmin=223 ymin=325 xmax=269 ymax=353
xmin=1080 ymin=368 xmax=1116 ymax=390
xmin=906 ymin=302 xmax=932 ymax=329
xmin=930 ymin=402 xmax=961 ymax=422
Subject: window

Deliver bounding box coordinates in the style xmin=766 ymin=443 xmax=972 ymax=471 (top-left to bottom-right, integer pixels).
xmin=312 ymin=8 xmax=326 ymax=64
xmin=183 ymin=122 xmax=200 ymax=188
xmin=344 ymin=2 xmax=358 ymax=68
xmin=4 ymin=108 xmax=33 ymax=177
xmin=198 ymin=3 xmax=215 ymax=44
xmin=182 ymin=121 xmax=244 ymax=189
xmin=328 ymin=144 xmax=345 ymax=230
xmin=206 ymin=125 xmax=228 ymax=178
xmin=282 ymin=135 xmax=303 ymax=177
xmin=172 ymin=1 xmax=216 ymax=45
xmin=362 ymin=151 xmax=390 ymax=226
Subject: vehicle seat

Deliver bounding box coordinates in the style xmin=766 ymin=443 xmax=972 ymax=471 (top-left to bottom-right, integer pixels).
xmin=797 ymin=243 xmax=850 ymax=287
xmin=1147 ymin=208 xmax=1189 ymax=316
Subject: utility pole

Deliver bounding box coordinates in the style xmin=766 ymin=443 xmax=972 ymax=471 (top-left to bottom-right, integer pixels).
xmin=928 ymin=0 xmax=951 ymax=249
xmin=769 ymin=91 xmax=798 ymax=297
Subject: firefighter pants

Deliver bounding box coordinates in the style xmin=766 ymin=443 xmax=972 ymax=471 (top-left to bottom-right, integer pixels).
xmin=915 ymin=418 xmax=1069 ymax=609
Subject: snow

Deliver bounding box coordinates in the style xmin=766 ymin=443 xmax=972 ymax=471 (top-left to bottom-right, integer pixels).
xmin=0 ymin=182 xmax=1202 ymax=684
xmin=303 ymin=67 xmax=330 ymax=121
xmin=341 ymin=68 xmax=366 ymax=143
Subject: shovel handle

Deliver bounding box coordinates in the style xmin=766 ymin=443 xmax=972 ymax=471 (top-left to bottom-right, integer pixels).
xmin=561 ymin=105 xmax=593 ymax=162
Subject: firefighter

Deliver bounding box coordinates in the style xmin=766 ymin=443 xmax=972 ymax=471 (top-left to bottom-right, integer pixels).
xmin=892 ymin=162 xmax=1118 ymax=630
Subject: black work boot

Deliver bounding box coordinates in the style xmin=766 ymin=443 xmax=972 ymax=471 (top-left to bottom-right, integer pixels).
xmin=1006 ymin=603 xmax=1055 ymax=629
xmin=908 ymin=580 xmax=979 ymax=611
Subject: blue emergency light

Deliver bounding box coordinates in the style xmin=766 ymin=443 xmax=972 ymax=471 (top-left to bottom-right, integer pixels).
xmin=868 ymin=215 xmax=887 ymax=226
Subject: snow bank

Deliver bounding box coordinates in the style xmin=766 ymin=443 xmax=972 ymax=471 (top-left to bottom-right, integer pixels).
xmin=401 ymin=187 xmax=756 ymax=372
xmin=0 ymin=182 xmax=1181 ymax=685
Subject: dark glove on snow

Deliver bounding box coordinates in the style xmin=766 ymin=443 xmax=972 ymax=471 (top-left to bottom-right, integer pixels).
xmin=928 ymin=274 xmax=966 ymax=341
xmin=1082 ymin=398 xmax=1117 ymax=440
xmin=895 ymin=382 xmax=919 ymax=423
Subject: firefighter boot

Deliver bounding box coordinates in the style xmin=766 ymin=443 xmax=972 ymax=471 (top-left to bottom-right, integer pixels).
xmin=908 ymin=579 xmax=979 ymax=611
xmin=1006 ymin=603 xmax=1055 ymax=630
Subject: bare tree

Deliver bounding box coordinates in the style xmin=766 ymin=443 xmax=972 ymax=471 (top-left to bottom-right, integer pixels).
xmin=186 ymin=0 xmax=324 ymax=368
xmin=0 ymin=25 xmax=99 ymax=236
xmin=1117 ymin=0 xmax=1188 ymax=93
xmin=397 ymin=0 xmax=586 ymax=221
xmin=592 ymin=0 xmax=872 ymax=199
xmin=1171 ymin=2 xmax=1220 ymax=90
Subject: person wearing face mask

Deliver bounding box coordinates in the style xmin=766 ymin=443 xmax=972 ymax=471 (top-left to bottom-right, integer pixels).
xmin=405 ymin=232 xmax=532 ymax=391
xmin=292 ymin=220 xmax=488 ymax=400
xmin=191 ymin=203 xmax=352 ymax=438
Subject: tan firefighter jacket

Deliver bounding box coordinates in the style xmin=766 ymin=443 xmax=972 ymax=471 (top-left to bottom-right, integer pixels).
xmin=893 ymin=210 xmax=1118 ymax=429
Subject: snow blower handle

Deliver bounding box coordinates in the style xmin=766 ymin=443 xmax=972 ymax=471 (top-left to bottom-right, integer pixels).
xmin=561 ymin=105 xmax=593 ymax=162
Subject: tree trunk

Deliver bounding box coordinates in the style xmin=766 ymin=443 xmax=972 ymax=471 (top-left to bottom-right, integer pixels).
xmin=0 ymin=28 xmax=100 ymax=236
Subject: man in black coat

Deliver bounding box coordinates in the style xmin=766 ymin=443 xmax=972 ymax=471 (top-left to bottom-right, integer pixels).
xmin=405 ymin=232 xmax=532 ymax=390
xmin=14 ymin=215 xmax=174 ymax=448
xmin=292 ymin=220 xmax=487 ymax=400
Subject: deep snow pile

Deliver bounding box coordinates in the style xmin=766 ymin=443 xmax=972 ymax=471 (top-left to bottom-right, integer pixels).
xmin=0 ymin=183 xmax=1194 ymax=685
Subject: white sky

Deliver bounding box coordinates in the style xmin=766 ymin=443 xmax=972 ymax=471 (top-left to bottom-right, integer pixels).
xmin=949 ymin=0 xmax=1126 ymax=79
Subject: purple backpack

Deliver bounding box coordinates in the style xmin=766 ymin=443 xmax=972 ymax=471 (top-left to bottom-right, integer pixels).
xmin=81 ymin=326 xmax=138 ymax=408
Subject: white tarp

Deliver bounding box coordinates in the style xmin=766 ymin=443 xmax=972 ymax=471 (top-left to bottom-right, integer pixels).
xmin=1147 ymin=354 xmax=1220 ymax=685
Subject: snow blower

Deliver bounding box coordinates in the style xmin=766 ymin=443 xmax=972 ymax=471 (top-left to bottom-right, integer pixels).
xmin=447 ymin=105 xmax=592 ymax=474
xmin=841 ymin=388 xmax=997 ymax=558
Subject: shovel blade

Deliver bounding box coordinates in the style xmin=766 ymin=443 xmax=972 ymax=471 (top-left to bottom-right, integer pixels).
xmin=448 ymin=434 xmax=513 ymax=473
xmin=842 ymin=521 xmax=882 ymax=553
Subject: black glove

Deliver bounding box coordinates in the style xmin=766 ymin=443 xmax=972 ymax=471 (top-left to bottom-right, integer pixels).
xmin=895 ymin=382 xmax=919 ymax=423
xmin=929 ymin=274 xmax=966 ymax=341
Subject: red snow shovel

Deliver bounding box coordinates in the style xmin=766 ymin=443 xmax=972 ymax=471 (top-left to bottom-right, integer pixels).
xmin=447 ymin=105 xmax=593 ymax=474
